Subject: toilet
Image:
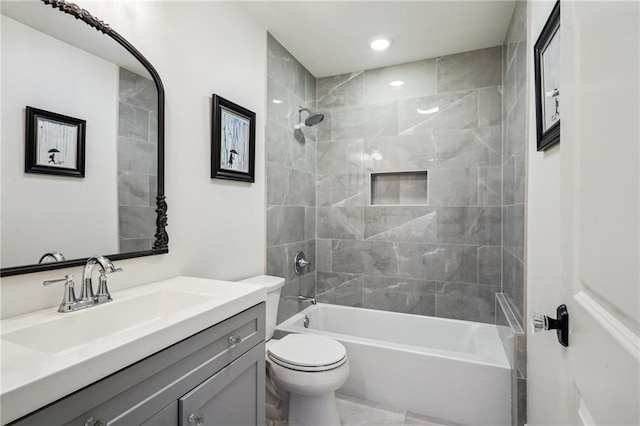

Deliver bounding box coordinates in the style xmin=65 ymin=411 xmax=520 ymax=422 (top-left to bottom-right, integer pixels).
xmin=239 ymin=275 xmax=349 ymax=425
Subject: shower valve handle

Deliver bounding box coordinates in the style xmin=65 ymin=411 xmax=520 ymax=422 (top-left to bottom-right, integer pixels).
xmin=297 ymin=258 xmax=310 ymax=267
xmin=294 ymin=251 xmax=311 ymax=275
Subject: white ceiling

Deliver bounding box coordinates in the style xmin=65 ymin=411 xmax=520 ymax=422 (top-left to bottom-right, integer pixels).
xmin=1 ymin=1 xmax=150 ymax=77
xmin=241 ymin=1 xmax=516 ymax=78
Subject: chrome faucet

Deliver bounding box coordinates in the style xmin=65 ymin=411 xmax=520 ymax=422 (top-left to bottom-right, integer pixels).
xmin=298 ymin=295 xmax=317 ymax=306
xmin=81 ymin=256 xmax=122 ymax=303
xmin=38 ymin=251 xmax=66 ymax=264
xmin=43 ymin=256 xmax=122 ymax=313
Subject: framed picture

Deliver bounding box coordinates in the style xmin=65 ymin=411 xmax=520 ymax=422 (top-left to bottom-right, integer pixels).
xmin=211 ymin=94 xmax=256 ymax=182
xmin=534 ymin=1 xmax=560 ymax=151
xmin=25 ymin=106 xmax=86 ymax=177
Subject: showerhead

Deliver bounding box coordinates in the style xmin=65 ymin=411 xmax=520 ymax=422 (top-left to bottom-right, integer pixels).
xmin=305 ymin=112 xmax=325 ymax=126
xmin=294 ymin=106 xmax=325 ymax=129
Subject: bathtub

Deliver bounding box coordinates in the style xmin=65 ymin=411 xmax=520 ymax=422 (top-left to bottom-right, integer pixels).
xmin=276 ymin=304 xmax=511 ymax=426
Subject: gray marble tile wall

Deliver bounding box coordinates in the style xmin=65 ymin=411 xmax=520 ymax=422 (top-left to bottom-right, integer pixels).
xmin=266 ymin=34 xmax=317 ymax=323
xmin=117 ymin=68 xmax=158 ymax=252
xmin=501 ymin=1 xmax=527 ymax=425
xmin=503 ymin=0 xmax=527 ymax=322
xmin=316 ymin=46 xmax=503 ymax=324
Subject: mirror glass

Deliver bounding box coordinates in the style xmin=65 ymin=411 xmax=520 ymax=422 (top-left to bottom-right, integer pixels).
xmin=1 ymin=1 xmax=166 ymax=273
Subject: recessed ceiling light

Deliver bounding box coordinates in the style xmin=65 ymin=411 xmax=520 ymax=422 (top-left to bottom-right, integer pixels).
xmin=389 ymin=80 xmax=405 ymax=87
xmin=416 ymin=107 xmax=440 ymax=115
xmin=272 ymin=99 xmax=283 ymax=104
xmin=369 ymin=37 xmax=391 ymax=51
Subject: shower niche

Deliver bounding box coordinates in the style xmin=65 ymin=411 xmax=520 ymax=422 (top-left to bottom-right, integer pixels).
xmin=370 ymin=171 xmax=429 ymax=205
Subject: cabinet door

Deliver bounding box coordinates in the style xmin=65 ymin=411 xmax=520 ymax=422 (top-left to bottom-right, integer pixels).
xmin=179 ymin=343 xmax=265 ymax=426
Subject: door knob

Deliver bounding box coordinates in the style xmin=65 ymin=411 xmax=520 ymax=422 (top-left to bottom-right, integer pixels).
xmin=532 ymin=304 xmax=569 ymax=347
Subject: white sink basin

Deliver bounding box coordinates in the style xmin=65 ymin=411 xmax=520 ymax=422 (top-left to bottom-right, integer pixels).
xmin=0 ymin=276 xmax=266 ymax=425
xmin=3 ymin=290 xmax=214 ymax=355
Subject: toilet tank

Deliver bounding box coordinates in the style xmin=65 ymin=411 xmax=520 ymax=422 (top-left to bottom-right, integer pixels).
xmin=238 ymin=275 xmax=285 ymax=339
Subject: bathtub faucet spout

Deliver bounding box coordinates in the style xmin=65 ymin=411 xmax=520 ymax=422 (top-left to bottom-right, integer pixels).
xmin=298 ymin=295 xmax=317 ymax=306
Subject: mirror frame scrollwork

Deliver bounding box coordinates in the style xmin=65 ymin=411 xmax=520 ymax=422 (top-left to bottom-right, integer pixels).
xmin=0 ymin=0 xmax=168 ymax=277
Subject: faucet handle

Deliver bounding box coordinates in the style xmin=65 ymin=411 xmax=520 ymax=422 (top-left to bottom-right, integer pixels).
xmin=43 ymin=275 xmax=78 ymax=313
xmin=43 ymin=274 xmax=74 ymax=286
xmin=95 ymin=272 xmax=113 ymax=304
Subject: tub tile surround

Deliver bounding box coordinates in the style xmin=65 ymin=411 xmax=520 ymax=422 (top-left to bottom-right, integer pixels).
xmin=266 ymin=23 xmax=525 ymax=426
xmin=502 ymin=0 xmax=527 ymax=352
xmin=500 ymin=0 xmax=528 ymax=425
xmin=397 ymin=90 xmax=479 ymax=135
xmin=118 ymin=68 xmax=158 ymax=252
xmin=362 ymin=276 xmax=437 ymax=316
xmin=364 ymin=206 xmax=436 ymax=242
xmin=315 ymin=45 xmax=504 ymax=324
xmin=266 ymin=34 xmax=317 ymax=323
xmin=436 ymin=47 xmax=503 ymax=92
xmin=316 ymin=272 xmax=364 ymax=307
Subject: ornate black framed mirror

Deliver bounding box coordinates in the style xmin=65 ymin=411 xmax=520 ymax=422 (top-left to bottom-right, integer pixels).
xmin=1 ymin=0 xmax=168 ymax=277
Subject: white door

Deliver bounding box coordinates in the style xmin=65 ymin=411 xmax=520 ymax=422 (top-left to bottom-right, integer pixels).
xmin=527 ymin=1 xmax=640 ymax=425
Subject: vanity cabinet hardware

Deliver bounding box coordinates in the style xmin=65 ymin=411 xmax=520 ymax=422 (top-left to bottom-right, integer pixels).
xmin=188 ymin=412 xmax=204 ymax=425
xmin=228 ymin=335 xmax=242 ymax=347
xmin=83 ymin=417 xmax=106 ymax=426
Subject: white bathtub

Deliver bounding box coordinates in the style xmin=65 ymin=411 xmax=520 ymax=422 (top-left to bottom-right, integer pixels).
xmin=276 ymin=304 xmax=511 ymax=426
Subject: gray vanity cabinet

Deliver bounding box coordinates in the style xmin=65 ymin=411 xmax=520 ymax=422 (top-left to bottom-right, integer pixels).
xmin=140 ymin=402 xmax=178 ymax=425
xmin=10 ymin=304 xmax=265 ymax=426
xmin=179 ymin=345 xmax=264 ymax=425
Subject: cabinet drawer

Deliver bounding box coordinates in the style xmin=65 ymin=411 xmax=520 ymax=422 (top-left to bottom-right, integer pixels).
xmin=10 ymin=303 xmax=265 ymax=426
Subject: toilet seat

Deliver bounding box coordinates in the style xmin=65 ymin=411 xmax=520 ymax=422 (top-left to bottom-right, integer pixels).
xmin=267 ymin=334 xmax=347 ymax=372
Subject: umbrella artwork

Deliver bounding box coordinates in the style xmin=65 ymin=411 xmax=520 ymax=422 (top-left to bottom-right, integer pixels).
xmin=37 ymin=119 xmax=76 ymax=168
xmin=220 ymin=109 xmax=249 ymax=173
xmin=47 ymin=148 xmax=62 ymax=165
xmin=210 ymin=94 xmax=256 ymax=183
xmin=25 ymin=106 xmax=86 ymax=177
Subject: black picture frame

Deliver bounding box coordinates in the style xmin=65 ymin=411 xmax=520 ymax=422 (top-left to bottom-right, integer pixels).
xmin=534 ymin=1 xmax=561 ymax=151
xmin=25 ymin=106 xmax=86 ymax=177
xmin=211 ymin=94 xmax=256 ymax=183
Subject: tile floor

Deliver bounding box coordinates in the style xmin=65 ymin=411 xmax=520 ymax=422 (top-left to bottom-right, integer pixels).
xmin=335 ymin=394 xmax=462 ymax=426
xmin=267 ymin=393 xmax=462 ymax=426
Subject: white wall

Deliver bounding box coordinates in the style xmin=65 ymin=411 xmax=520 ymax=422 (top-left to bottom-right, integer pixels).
xmin=0 ymin=1 xmax=267 ymax=319
xmin=526 ymin=0 xmax=572 ymax=424
xmin=1 ymin=16 xmax=119 ymax=267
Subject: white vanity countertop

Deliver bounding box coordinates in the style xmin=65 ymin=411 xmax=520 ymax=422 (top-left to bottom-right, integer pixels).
xmin=0 ymin=276 xmax=267 ymax=424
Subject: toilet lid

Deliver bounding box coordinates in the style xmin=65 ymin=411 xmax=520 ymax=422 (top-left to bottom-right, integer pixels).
xmin=267 ymin=334 xmax=346 ymax=369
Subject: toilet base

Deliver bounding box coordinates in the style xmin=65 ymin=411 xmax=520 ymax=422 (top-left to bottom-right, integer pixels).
xmin=288 ymin=392 xmax=341 ymax=426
